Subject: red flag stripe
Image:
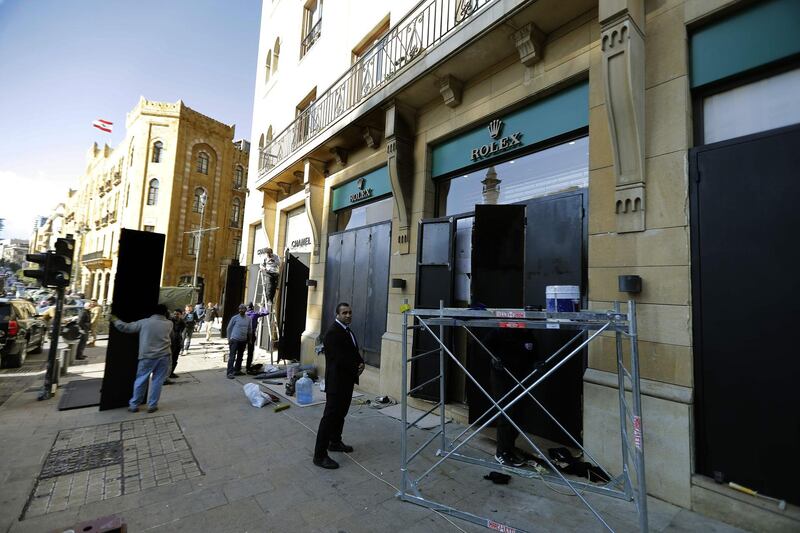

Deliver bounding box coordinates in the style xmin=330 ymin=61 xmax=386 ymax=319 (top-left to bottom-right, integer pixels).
xmin=93 ymin=124 xmax=112 ymax=133
xmin=96 ymin=119 xmax=113 ymax=125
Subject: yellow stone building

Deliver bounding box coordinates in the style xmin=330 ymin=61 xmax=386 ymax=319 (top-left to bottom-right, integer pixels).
xmin=62 ymin=97 xmax=248 ymax=304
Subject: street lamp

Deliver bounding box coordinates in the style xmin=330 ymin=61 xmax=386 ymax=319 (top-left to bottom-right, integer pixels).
xmin=192 ymin=190 xmax=207 ymax=301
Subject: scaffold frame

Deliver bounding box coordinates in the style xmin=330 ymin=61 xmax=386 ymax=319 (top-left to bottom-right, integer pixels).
xmin=397 ymin=301 xmax=648 ymax=532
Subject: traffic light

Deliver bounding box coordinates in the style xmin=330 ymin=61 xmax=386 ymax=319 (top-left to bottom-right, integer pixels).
xmin=23 ymin=252 xmax=51 ymax=285
xmin=48 ymin=237 xmax=75 ymax=288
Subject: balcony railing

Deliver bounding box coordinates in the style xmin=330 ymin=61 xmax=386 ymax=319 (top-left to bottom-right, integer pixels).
xmin=259 ymin=0 xmax=493 ymax=177
xmin=301 ymin=19 xmax=322 ymax=57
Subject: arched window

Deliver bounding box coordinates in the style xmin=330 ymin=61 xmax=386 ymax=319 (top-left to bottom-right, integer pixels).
xmin=129 ymin=142 xmax=135 ymax=166
xmin=231 ymin=198 xmax=241 ymax=225
xmin=273 ymin=38 xmax=281 ymax=74
xmin=197 ymin=152 xmax=209 ymax=174
xmin=147 ymin=179 xmax=159 ymax=205
xmin=192 ymin=187 xmax=207 ymax=213
xmin=152 ymin=141 xmax=163 ymax=163
xmin=266 ymin=125 xmax=273 ymax=143
xmin=265 ymin=50 xmax=272 ymax=83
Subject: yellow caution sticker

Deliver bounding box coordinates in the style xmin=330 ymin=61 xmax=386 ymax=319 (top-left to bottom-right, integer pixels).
xmin=399 ymin=303 xmax=411 ymax=313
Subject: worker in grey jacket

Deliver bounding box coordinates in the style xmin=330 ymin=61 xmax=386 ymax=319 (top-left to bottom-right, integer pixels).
xmin=226 ymin=304 xmax=252 ymax=379
xmin=110 ymin=304 xmax=174 ymax=413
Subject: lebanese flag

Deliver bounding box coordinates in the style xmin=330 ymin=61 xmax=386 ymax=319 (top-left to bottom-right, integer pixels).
xmin=92 ymin=119 xmax=113 ymax=133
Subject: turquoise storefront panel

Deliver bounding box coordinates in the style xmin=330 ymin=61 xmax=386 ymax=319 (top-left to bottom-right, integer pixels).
xmin=691 ymin=0 xmax=800 ymax=89
xmin=431 ymin=81 xmax=589 ymax=178
xmin=331 ymin=165 xmax=392 ymax=211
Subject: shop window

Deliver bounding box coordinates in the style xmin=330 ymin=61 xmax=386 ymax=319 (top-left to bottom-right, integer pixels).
xmin=436 ymin=137 xmax=589 ymax=216
xmin=147 ymin=178 xmax=159 ymax=206
xmin=197 ymin=152 xmax=209 ymax=174
xmin=702 ymin=67 xmax=800 ymax=144
xmin=336 ymin=196 xmax=393 ymax=232
xmin=152 ymin=141 xmax=163 ymax=163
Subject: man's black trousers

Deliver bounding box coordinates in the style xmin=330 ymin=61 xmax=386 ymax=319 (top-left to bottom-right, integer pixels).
xmin=490 ymin=363 xmax=522 ymax=454
xmin=314 ymin=381 xmax=354 ymax=459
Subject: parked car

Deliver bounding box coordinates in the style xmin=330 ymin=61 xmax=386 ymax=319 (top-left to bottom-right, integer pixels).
xmin=0 ymin=299 xmax=46 ymax=368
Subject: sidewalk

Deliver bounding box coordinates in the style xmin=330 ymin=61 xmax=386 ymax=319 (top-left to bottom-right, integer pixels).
xmin=0 ymin=333 xmax=748 ymax=533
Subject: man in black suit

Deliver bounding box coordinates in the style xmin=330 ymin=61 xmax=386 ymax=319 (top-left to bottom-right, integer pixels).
xmin=313 ymin=302 xmax=365 ymax=469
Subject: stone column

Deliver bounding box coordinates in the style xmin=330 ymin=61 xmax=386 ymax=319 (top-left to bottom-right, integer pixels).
xmin=600 ymin=0 xmax=646 ymax=233
xmin=385 ymin=101 xmax=415 ymax=255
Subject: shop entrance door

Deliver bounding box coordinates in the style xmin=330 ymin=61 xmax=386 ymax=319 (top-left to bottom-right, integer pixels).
xmin=322 ymin=222 xmax=391 ymax=367
xmin=691 ymin=124 xmax=800 ymax=505
xmin=277 ymin=252 xmax=309 ymax=361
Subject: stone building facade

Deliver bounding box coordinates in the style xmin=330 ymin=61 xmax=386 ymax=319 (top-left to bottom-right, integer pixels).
xmin=61 ymin=98 xmax=248 ymax=304
xmin=243 ymin=0 xmax=799 ymax=529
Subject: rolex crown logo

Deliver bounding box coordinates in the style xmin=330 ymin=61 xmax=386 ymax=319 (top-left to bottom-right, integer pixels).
xmin=487 ymin=119 xmax=503 ymax=139
xmin=356 ymin=177 xmax=366 ymax=190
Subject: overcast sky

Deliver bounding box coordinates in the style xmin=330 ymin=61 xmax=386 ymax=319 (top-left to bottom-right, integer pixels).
xmin=0 ymin=0 xmax=261 ymax=240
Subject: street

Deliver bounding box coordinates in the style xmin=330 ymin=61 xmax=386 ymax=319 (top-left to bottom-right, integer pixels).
xmin=0 ymin=330 xmax=748 ymax=533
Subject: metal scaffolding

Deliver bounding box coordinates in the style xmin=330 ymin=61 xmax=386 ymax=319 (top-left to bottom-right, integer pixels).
xmin=398 ymin=301 xmax=648 ymax=532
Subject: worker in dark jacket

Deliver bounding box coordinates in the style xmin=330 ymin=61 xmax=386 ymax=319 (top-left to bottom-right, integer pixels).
xmin=75 ymin=302 xmax=92 ymax=360
xmin=484 ymin=327 xmax=537 ymax=467
xmin=166 ymin=308 xmax=185 ymax=382
xmin=313 ymin=302 xmax=364 ymax=469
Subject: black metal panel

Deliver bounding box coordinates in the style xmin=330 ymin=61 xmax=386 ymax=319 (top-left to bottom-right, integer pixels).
xmin=277 ymin=253 xmax=309 ymax=361
xmin=518 ymin=192 xmax=586 ymax=444
xmin=351 ymin=227 xmax=370 ymax=346
xmin=364 ymin=222 xmax=391 ymax=365
xmin=411 ymin=218 xmax=454 ymax=401
xmin=323 ymin=222 xmax=392 ymax=367
xmin=523 ymin=193 xmax=585 ymax=307
xmin=322 ymin=232 xmax=343 ymax=334
xmin=101 ymin=229 xmax=164 ymax=411
xmin=471 ymin=204 xmax=525 ymax=308
xmin=221 ymin=263 xmax=246 ymax=339
xmin=467 ymin=205 xmax=525 ymax=424
xmin=691 ymin=124 xmax=800 ymax=505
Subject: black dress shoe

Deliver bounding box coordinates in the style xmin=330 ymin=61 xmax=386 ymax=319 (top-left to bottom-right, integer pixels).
xmin=76 ymin=355 xmax=87 ymax=360
xmin=234 ymin=370 xmax=245 ymax=376
xmin=328 ymin=441 xmax=354 ymax=453
xmin=169 ymin=373 xmax=179 ymax=378
xmin=313 ymin=456 xmax=339 ymax=469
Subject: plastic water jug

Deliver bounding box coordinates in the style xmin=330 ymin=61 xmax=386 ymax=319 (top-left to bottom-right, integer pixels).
xmin=296 ymin=372 xmax=313 ymax=405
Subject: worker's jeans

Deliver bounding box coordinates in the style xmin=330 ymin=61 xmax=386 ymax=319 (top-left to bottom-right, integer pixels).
xmin=227 ymin=340 xmax=247 ymax=374
xmin=130 ymin=355 xmax=171 ymax=409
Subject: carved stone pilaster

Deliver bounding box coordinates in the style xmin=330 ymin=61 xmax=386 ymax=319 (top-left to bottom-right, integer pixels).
xmin=438 ymin=75 xmax=463 ymax=108
xmin=511 ymin=22 xmax=545 ymax=67
xmin=601 ymin=7 xmax=646 ymax=233
xmin=303 ymin=159 xmax=325 ymax=263
xmin=385 ymin=102 xmax=415 ymax=255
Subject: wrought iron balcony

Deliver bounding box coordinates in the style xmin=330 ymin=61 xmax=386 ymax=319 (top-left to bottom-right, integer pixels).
xmin=259 ymin=0 xmax=494 ymax=178
xmin=301 ymin=19 xmax=322 ymax=57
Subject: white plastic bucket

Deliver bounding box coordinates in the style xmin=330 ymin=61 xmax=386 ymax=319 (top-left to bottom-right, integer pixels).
xmin=545 ymin=285 xmax=580 ymax=312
